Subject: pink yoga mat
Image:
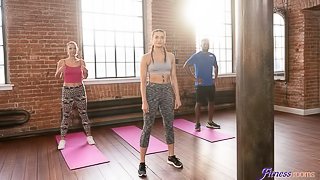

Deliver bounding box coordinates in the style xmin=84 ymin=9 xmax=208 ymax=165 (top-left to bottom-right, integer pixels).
xmin=56 ymin=132 xmax=109 ymax=170
xmin=111 ymin=125 xmax=168 ymax=154
xmin=173 ymin=119 xmax=235 ymax=142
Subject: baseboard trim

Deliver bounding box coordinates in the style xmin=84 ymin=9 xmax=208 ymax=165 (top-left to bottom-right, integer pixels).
xmin=274 ymin=105 xmax=320 ymax=115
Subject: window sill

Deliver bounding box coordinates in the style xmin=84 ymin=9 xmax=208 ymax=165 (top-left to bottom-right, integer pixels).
xmin=83 ymin=77 xmax=140 ymax=85
xmin=219 ymin=73 xmax=236 ymax=78
xmin=0 ymin=84 xmax=14 ymax=91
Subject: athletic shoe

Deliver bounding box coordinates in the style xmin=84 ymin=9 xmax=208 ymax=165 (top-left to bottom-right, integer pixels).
xmin=87 ymin=136 xmax=96 ymax=145
xmin=206 ymin=121 xmax=221 ymax=129
xmin=195 ymin=122 xmax=201 ymax=132
xmin=58 ymin=139 xmax=66 ymax=150
xmin=138 ymin=163 xmax=147 ymax=177
xmin=167 ymin=155 xmax=183 ymax=168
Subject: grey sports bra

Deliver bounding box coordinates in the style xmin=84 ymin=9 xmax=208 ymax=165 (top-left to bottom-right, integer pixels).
xmin=147 ymin=60 xmax=171 ymax=75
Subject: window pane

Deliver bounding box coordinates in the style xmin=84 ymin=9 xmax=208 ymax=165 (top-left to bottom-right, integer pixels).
xmin=96 ymin=62 xmax=106 ymax=78
xmin=82 ymin=13 xmax=94 ymax=29
xmin=86 ymin=62 xmax=95 ymax=79
xmin=273 ymin=13 xmax=285 ymax=74
xmin=0 ymin=5 xmax=4 ymax=84
xmin=133 ymin=1 xmax=143 ymax=16
xmin=0 ymin=66 xmax=4 ymax=84
xmin=106 ymin=63 xmax=116 ymax=77
xmin=83 ymin=46 xmax=95 ymax=62
xmin=116 ymin=47 xmax=125 ymax=63
xmin=83 ymin=29 xmax=94 ymax=46
xmin=126 ymin=47 xmax=134 ymax=63
xmin=116 ymin=63 xmax=126 ymax=77
xmin=103 ymin=0 xmax=115 ymax=14
xmin=115 ymin=32 xmax=126 ymax=47
xmin=135 ymin=62 xmax=140 ymax=76
xmin=124 ymin=33 xmax=134 ymax=47
xmin=95 ymin=47 xmax=105 ymax=63
xmin=105 ymin=31 xmax=115 ymax=46
xmin=106 ymin=47 xmax=115 ymax=62
xmin=0 ymin=47 xmax=3 ymax=65
xmin=134 ymin=33 xmax=144 ymax=47
xmin=135 ymin=47 xmax=144 ymax=63
xmin=94 ymin=0 xmax=104 ymax=13
xmin=81 ymin=0 xmax=94 ymax=12
xmin=95 ymin=31 xmax=105 ymax=46
xmin=126 ymin=63 xmax=134 ymax=76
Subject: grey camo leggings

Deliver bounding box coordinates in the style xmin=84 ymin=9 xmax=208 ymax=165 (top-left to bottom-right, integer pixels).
xmin=60 ymin=85 xmax=91 ymax=137
xmin=140 ymin=83 xmax=175 ymax=147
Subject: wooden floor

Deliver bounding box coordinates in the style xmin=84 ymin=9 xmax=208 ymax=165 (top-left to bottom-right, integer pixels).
xmin=0 ymin=109 xmax=319 ymax=180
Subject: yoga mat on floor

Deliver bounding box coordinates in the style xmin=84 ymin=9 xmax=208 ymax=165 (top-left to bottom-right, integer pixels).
xmin=173 ymin=119 xmax=235 ymax=142
xmin=111 ymin=125 xmax=168 ymax=155
xmin=55 ymin=132 xmax=109 ymax=170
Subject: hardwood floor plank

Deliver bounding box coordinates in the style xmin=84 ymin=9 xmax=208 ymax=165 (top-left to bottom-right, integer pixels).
xmin=0 ymin=109 xmax=319 ymax=180
xmin=37 ymin=136 xmax=50 ymax=180
xmin=0 ymin=140 xmax=18 ymax=180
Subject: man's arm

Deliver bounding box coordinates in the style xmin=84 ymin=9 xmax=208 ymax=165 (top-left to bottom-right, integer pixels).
xmin=183 ymin=61 xmax=196 ymax=81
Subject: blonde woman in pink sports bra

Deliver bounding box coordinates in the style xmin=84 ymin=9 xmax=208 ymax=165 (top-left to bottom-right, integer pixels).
xmin=55 ymin=41 xmax=95 ymax=150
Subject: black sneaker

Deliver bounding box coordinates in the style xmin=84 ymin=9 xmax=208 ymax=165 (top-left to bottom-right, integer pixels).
xmin=206 ymin=121 xmax=221 ymax=129
xmin=167 ymin=155 xmax=183 ymax=168
xmin=195 ymin=122 xmax=201 ymax=132
xmin=138 ymin=163 xmax=146 ymax=177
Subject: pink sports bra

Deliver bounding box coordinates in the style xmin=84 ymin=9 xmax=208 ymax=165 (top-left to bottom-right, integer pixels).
xmin=64 ymin=65 xmax=82 ymax=83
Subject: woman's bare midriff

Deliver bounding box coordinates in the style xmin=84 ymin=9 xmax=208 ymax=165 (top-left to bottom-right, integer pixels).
xmin=148 ymin=74 xmax=171 ymax=84
xmin=63 ymin=82 xmax=83 ymax=87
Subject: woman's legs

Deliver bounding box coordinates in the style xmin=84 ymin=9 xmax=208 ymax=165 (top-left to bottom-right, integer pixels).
xmin=60 ymin=87 xmax=74 ymax=139
xmin=74 ymin=86 xmax=91 ymax=136
xmin=58 ymin=87 xmax=74 ymax=150
xmin=74 ymin=86 xmax=95 ymax=145
xmin=138 ymin=84 xmax=158 ymax=176
xmin=140 ymin=84 xmax=158 ymax=160
xmin=158 ymin=84 xmax=183 ymax=168
xmin=158 ymin=84 xmax=175 ymax=155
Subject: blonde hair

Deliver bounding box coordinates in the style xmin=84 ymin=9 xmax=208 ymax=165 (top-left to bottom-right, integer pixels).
xmin=66 ymin=41 xmax=79 ymax=56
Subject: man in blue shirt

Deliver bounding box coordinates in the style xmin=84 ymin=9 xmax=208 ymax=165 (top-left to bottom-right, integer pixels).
xmin=183 ymin=38 xmax=220 ymax=131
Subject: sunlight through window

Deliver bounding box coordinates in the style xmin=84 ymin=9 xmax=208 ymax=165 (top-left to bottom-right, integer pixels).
xmin=184 ymin=0 xmax=233 ymax=74
xmin=81 ymin=0 xmax=144 ymax=79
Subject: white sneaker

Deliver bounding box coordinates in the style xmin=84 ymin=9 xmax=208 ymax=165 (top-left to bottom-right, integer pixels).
xmin=87 ymin=136 xmax=95 ymax=145
xmin=58 ymin=140 xmax=66 ymax=150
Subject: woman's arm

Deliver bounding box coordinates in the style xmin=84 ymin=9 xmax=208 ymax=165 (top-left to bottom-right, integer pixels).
xmin=80 ymin=59 xmax=88 ymax=79
xmin=55 ymin=60 xmax=65 ymax=79
xmin=170 ymin=53 xmax=181 ymax=109
xmin=140 ymin=54 xmax=149 ymax=113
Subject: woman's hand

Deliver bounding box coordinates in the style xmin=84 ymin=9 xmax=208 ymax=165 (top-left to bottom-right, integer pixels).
xmin=81 ymin=65 xmax=88 ymax=79
xmin=174 ymin=98 xmax=182 ymax=109
xmin=142 ymin=101 xmax=149 ymax=114
xmin=55 ymin=61 xmax=65 ymax=78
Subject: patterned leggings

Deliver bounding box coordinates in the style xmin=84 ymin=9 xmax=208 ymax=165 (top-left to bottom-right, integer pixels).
xmin=60 ymin=85 xmax=91 ymax=137
xmin=140 ymin=83 xmax=175 ymax=147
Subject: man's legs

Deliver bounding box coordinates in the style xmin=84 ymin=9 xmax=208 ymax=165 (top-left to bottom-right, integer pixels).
xmin=206 ymin=85 xmax=220 ymax=129
xmin=194 ymin=102 xmax=201 ymax=131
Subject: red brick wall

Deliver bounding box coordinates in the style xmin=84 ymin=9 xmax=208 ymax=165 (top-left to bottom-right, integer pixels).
xmin=274 ymin=0 xmax=320 ymax=109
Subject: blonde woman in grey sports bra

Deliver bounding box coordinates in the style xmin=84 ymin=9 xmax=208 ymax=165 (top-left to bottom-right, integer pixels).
xmin=138 ymin=29 xmax=183 ymax=177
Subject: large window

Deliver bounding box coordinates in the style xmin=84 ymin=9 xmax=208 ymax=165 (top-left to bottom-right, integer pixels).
xmin=81 ymin=0 xmax=144 ymax=79
xmin=184 ymin=0 xmax=233 ymax=75
xmin=0 ymin=0 xmax=6 ymax=84
xmin=273 ymin=12 xmax=285 ymax=79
